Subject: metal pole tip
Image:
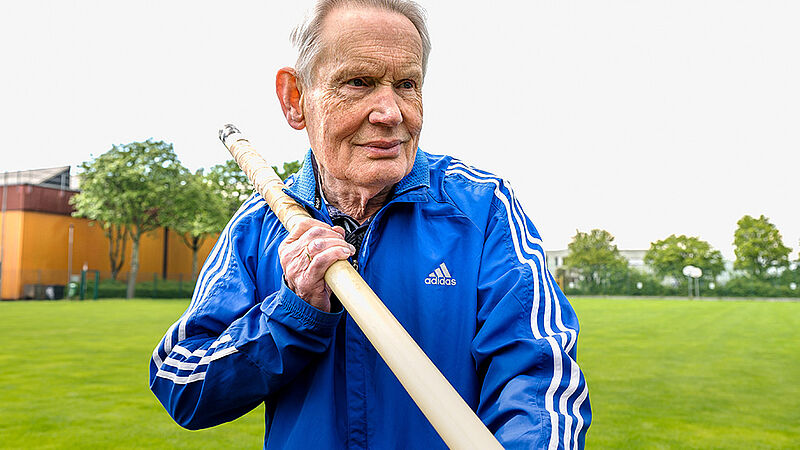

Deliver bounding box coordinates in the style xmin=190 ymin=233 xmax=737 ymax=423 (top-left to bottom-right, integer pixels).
xmin=219 ymin=124 xmax=241 ymax=145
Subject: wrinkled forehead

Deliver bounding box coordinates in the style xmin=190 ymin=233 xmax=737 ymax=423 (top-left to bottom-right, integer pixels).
xmin=315 ymin=6 xmax=424 ymax=75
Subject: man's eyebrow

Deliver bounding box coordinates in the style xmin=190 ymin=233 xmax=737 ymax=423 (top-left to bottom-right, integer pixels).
xmin=330 ymin=59 xmax=384 ymax=77
xmin=331 ymin=60 xmax=423 ymax=80
xmin=396 ymin=66 xmax=424 ymax=79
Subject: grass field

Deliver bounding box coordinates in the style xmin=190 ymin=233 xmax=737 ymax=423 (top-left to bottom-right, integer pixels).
xmin=0 ymin=300 xmax=264 ymax=449
xmin=573 ymin=297 xmax=800 ymax=448
xmin=0 ymin=298 xmax=798 ymax=449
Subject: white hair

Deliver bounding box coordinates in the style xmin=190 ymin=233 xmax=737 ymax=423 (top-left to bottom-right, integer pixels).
xmin=290 ymin=0 xmax=431 ymax=88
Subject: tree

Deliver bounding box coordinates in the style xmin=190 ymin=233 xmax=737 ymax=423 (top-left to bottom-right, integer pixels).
xmin=206 ymin=159 xmax=301 ymax=217
xmin=69 ymin=213 xmax=128 ymax=281
xmin=164 ymin=170 xmax=229 ymax=280
xmin=104 ymin=223 xmax=128 ymax=281
xmin=733 ymin=214 xmax=791 ymax=279
xmin=205 ymin=160 xmax=252 ymax=218
xmin=72 ymin=140 xmax=187 ymax=298
xmin=273 ymin=160 xmax=302 ymax=182
xmin=644 ymin=234 xmax=724 ymax=282
xmin=565 ymin=229 xmax=629 ymax=293
xmin=177 ymin=159 xmax=300 ymax=279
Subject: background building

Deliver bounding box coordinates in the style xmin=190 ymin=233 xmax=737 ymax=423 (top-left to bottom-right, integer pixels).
xmin=546 ymin=248 xmax=649 ymax=291
xmin=0 ymin=167 xmax=216 ymax=299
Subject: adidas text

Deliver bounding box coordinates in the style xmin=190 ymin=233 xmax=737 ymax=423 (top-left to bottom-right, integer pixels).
xmin=424 ymin=277 xmax=457 ymax=286
xmin=425 ymin=262 xmax=457 ymax=286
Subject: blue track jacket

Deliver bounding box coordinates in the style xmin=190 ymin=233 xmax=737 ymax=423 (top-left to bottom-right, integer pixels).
xmin=150 ymin=150 xmax=591 ymax=449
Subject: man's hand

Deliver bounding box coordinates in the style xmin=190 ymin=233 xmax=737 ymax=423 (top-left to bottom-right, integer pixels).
xmin=279 ymin=218 xmax=356 ymax=312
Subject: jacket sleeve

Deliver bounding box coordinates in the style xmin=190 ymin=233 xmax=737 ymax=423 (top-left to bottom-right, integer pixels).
xmin=149 ymin=195 xmax=342 ymax=429
xmin=472 ymin=183 xmax=591 ymax=450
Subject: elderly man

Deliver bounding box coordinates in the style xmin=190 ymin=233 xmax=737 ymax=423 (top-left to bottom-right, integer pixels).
xmin=150 ymin=0 xmax=591 ymax=448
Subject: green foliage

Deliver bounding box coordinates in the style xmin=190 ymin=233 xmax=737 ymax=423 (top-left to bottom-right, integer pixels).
xmin=205 ymin=159 xmax=301 ymax=218
xmin=714 ymin=275 xmax=799 ymax=298
xmin=733 ymin=214 xmax=791 ymax=279
xmin=205 ymin=160 xmax=253 ymax=218
xmin=565 ymin=229 xmax=630 ymax=293
xmin=71 ymin=141 xmax=301 ymax=296
xmin=171 ymin=159 xmax=300 ymax=279
xmin=163 ymin=170 xmax=229 ymax=279
xmin=168 ymin=170 xmax=229 ymax=238
xmin=561 ymin=273 xmax=799 ymax=299
xmin=72 ymin=139 xmax=187 ymax=235
xmin=84 ymin=277 xmax=194 ymax=299
xmin=561 ymin=268 xmax=681 ymax=297
xmin=72 ymin=140 xmax=188 ymax=298
xmin=644 ymin=234 xmax=725 ymax=282
xmin=781 ymin=260 xmax=800 ymax=285
xmin=273 ymin=160 xmax=302 ymax=182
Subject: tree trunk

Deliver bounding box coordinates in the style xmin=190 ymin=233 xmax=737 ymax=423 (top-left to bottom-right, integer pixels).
xmin=183 ymin=234 xmax=204 ymax=281
xmin=126 ymin=232 xmax=141 ymax=299
xmin=191 ymin=239 xmax=199 ymax=281
xmin=106 ymin=223 xmax=127 ymax=281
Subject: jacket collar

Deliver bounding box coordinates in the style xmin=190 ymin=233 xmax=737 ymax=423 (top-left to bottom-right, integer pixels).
xmin=286 ymin=148 xmax=430 ymax=207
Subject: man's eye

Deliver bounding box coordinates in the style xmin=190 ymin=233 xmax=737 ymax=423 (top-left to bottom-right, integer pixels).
xmin=398 ymin=80 xmax=416 ymax=89
xmin=347 ymin=78 xmax=368 ymax=87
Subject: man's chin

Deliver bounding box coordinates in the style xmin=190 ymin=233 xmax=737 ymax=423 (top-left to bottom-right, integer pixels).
xmin=352 ymin=166 xmax=408 ymax=190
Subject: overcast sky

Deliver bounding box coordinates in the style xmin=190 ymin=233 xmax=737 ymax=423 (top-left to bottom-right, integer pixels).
xmin=2 ymin=0 xmax=798 ymax=260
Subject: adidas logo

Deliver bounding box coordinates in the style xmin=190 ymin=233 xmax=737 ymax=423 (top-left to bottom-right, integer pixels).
xmin=424 ymin=262 xmax=457 ymax=286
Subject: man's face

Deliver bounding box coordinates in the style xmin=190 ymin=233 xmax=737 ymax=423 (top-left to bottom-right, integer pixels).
xmin=301 ymin=6 xmax=424 ymax=192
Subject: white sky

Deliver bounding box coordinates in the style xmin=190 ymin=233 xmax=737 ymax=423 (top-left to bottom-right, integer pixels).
xmin=2 ymin=0 xmax=798 ymax=260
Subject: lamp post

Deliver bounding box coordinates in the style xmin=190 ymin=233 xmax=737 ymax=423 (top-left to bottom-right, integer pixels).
xmin=682 ymin=265 xmax=703 ymax=299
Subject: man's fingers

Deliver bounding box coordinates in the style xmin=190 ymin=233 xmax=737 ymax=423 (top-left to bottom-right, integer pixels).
xmin=307 ymin=237 xmax=356 ymax=255
xmin=307 ymin=245 xmax=355 ymax=274
xmin=285 ymin=223 xmax=345 ymax=247
xmin=278 ymin=217 xmax=355 ymax=310
xmin=332 ymin=225 xmax=346 ymax=238
xmin=288 ymin=217 xmax=320 ymax=235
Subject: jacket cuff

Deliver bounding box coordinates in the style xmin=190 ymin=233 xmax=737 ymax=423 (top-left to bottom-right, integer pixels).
xmin=270 ymin=280 xmax=343 ymax=333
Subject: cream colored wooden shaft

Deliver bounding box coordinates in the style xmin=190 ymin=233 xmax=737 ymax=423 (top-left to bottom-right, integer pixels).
xmin=224 ymin=135 xmax=502 ymax=449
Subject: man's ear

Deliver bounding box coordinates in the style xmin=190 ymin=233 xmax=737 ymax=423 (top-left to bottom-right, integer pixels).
xmin=276 ymin=67 xmax=306 ymax=130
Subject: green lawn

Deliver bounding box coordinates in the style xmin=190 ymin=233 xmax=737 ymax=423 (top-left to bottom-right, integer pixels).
xmin=0 ymin=298 xmax=798 ymax=448
xmin=0 ymin=300 xmax=264 ymax=449
xmin=571 ymin=297 xmax=800 ymax=449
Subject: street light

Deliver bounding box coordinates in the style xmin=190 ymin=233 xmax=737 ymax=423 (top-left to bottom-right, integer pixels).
xmin=682 ymin=265 xmax=703 ymax=298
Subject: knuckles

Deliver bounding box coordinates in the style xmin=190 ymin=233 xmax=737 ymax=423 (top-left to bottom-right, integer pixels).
xmin=277 ymin=220 xmax=347 ymax=312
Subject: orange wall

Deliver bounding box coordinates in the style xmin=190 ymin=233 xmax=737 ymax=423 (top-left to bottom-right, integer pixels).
xmin=0 ymin=211 xmax=24 ymax=299
xmin=1 ymin=211 xmax=219 ymax=299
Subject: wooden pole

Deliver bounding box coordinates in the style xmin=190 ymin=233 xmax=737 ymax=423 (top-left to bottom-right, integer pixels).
xmin=219 ymin=124 xmax=502 ymax=450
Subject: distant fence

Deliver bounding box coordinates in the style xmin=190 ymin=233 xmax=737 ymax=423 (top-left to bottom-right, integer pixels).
xmin=17 ymin=269 xmax=196 ymax=300
xmin=554 ymin=266 xmax=800 ymax=299
xmin=13 ymin=267 xmax=800 ymax=300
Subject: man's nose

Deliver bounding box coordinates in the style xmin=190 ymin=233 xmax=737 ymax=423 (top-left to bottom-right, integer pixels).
xmin=368 ymin=86 xmax=403 ymax=127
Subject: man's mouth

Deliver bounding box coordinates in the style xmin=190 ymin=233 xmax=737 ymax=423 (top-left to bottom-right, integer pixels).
xmin=363 ymin=139 xmax=403 ymax=148
xmin=359 ymin=140 xmax=405 ymax=156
